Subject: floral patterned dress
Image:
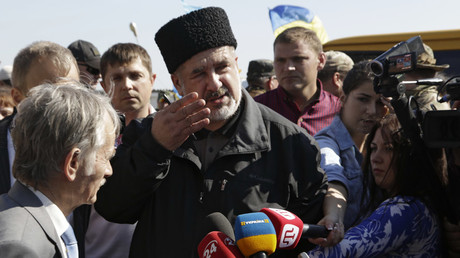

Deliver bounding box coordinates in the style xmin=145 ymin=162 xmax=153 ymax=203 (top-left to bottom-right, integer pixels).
xmin=307 ymin=196 xmax=441 ymax=257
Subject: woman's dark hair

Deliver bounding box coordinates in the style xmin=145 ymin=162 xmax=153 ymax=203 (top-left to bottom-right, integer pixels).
xmin=342 ymin=60 xmax=374 ymax=96
xmin=360 ymin=114 xmax=449 ymax=219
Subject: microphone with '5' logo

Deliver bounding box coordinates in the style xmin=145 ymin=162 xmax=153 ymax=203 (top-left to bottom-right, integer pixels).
xmin=260 ymin=208 xmax=329 ymax=250
xmin=197 ymin=231 xmax=243 ymax=258
xmin=234 ymin=212 xmax=277 ymax=257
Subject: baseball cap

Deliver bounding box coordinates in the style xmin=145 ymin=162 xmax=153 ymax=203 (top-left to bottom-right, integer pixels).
xmin=323 ymin=51 xmax=354 ymax=72
xmin=0 ymin=65 xmax=13 ymax=81
xmin=68 ymin=40 xmax=101 ymax=70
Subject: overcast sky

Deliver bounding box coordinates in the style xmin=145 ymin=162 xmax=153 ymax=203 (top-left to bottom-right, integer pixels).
xmin=1 ymin=0 xmax=459 ymax=90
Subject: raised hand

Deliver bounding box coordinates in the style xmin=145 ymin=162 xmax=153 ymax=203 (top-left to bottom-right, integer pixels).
xmin=151 ymin=92 xmax=210 ymax=150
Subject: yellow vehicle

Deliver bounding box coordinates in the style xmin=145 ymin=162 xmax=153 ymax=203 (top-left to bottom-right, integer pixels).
xmin=323 ymin=29 xmax=460 ymax=76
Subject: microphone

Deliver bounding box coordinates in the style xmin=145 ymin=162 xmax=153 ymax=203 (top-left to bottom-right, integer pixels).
xmin=197 ymin=212 xmax=236 ymax=242
xmin=260 ymin=208 xmax=329 ymax=249
xmin=195 ymin=212 xmax=238 ymax=257
xmin=234 ymin=212 xmax=277 ymax=257
xmin=197 ymin=231 xmax=244 ymax=258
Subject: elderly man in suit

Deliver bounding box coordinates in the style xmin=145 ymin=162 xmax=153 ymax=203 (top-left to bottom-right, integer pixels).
xmin=0 ymin=82 xmax=120 ymax=257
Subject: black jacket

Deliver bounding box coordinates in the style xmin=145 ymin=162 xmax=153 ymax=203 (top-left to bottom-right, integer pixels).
xmin=0 ymin=112 xmax=14 ymax=195
xmin=95 ymin=90 xmax=328 ymax=257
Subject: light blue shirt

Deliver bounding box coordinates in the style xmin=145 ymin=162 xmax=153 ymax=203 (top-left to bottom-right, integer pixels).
xmin=314 ymin=115 xmax=364 ymax=229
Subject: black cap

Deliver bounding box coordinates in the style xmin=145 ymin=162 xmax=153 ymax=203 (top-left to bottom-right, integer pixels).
xmin=155 ymin=7 xmax=237 ymax=74
xmin=246 ymin=59 xmax=275 ymax=81
xmin=68 ymin=40 xmax=101 ymax=70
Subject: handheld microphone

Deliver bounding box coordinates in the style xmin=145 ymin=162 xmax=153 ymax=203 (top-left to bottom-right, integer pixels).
xmin=260 ymin=208 xmax=329 ymax=249
xmin=197 ymin=212 xmax=236 ymax=242
xmin=195 ymin=212 xmax=238 ymax=257
xmin=197 ymin=231 xmax=244 ymax=258
xmin=234 ymin=212 xmax=277 ymax=257
xmin=259 ymin=208 xmax=303 ymax=249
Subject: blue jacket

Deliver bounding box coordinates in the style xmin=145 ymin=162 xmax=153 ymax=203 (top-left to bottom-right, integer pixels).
xmin=315 ymin=115 xmax=364 ymax=229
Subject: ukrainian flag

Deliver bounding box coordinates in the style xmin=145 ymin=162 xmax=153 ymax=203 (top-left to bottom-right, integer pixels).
xmin=180 ymin=0 xmax=201 ymax=13
xmin=269 ymin=5 xmax=329 ymax=44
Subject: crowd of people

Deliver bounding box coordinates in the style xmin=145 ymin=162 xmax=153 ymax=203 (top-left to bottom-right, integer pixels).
xmin=0 ymin=6 xmax=459 ymax=258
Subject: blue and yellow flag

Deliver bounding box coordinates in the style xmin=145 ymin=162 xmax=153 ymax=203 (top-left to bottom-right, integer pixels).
xmin=180 ymin=0 xmax=201 ymax=13
xmin=268 ymin=5 xmax=329 ymax=44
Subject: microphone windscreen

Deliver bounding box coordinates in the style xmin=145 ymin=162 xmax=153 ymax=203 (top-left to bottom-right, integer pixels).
xmin=197 ymin=231 xmax=243 ymax=258
xmin=260 ymin=208 xmax=303 ymax=249
xmin=198 ymin=212 xmax=236 ymax=242
xmin=234 ymin=212 xmax=277 ymax=256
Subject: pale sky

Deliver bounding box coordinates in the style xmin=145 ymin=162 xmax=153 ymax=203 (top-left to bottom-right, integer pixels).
xmin=1 ymin=0 xmax=459 ymax=90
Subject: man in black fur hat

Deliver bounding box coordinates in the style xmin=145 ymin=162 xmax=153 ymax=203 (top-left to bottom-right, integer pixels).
xmin=96 ymin=7 xmax=331 ymax=257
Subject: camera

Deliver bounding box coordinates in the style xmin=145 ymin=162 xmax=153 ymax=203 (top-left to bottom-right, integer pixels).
xmin=370 ymin=36 xmax=424 ymax=77
xmin=371 ymin=36 xmax=460 ymax=148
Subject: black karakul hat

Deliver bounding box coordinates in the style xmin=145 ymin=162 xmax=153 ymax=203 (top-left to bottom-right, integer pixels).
xmin=155 ymin=7 xmax=238 ymax=74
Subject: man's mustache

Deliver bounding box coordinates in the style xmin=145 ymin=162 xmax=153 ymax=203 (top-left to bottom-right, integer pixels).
xmin=205 ymin=87 xmax=228 ymax=101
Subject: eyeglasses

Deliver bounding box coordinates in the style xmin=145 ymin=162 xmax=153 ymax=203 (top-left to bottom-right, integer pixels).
xmin=79 ymin=63 xmax=100 ymax=76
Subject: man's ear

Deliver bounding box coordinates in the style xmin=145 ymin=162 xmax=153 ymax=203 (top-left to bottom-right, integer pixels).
xmin=150 ymin=73 xmax=157 ymax=91
xmin=170 ymin=74 xmax=184 ymax=97
xmin=332 ymin=72 xmax=342 ymax=86
xmin=150 ymin=73 xmax=157 ymax=90
xmin=317 ymin=52 xmax=327 ymax=71
xmin=100 ymin=79 xmax=109 ymax=94
xmin=63 ymin=148 xmax=81 ymax=182
xmin=11 ymin=88 xmax=25 ymax=105
xmin=267 ymin=76 xmax=279 ymax=91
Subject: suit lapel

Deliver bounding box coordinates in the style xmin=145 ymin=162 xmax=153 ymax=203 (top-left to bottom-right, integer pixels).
xmin=8 ymin=181 xmax=67 ymax=256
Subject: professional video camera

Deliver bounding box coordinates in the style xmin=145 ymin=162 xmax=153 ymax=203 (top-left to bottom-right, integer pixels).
xmin=370 ymin=35 xmax=460 ymax=148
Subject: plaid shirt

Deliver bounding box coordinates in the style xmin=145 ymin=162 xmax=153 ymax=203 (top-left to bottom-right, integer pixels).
xmin=254 ymin=80 xmax=340 ymax=136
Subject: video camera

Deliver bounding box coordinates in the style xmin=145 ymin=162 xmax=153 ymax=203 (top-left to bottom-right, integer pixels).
xmin=370 ymin=36 xmax=460 ymax=148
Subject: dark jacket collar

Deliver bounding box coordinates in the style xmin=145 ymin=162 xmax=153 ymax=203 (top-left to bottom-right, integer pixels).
xmin=217 ymin=88 xmax=270 ymax=155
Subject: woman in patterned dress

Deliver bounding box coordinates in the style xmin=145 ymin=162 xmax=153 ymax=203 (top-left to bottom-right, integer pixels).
xmin=307 ymin=114 xmax=448 ymax=257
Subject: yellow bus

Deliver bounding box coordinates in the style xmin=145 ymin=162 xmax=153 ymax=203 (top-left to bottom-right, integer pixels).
xmin=323 ymin=29 xmax=460 ymax=76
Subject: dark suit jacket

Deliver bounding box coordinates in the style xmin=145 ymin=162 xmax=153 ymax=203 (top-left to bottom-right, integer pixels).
xmin=0 ymin=113 xmax=14 ymax=195
xmin=0 ymin=181 xmax=67 ymax=257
